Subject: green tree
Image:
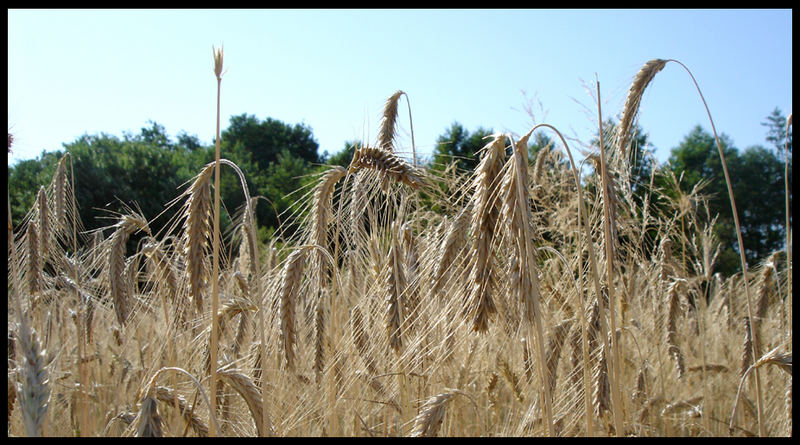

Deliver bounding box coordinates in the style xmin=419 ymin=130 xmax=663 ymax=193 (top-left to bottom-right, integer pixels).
xmin=432 ymin=122 xmax=494 ymax=172
xmin=63 ymin=130 xmax=202 ymax=234
xmin=221 ymin=114 xmax=321 ymax=171
xmin=663 ymin=120 xmax=790 ymax=275
xmin=8 ymin=150 xmax=63 ymax=225
xmin=323 ymin=140 xmax=359 ymax=168
xmin=528 ymin=131 xmax=555 ymax=163
xmin=761 ymin=107 xmax=792 ymax=155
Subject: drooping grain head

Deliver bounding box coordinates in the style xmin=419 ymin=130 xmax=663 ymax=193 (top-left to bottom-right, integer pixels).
xmin=410 ymin=391 xmax=455 ymax=437
xmin=545 ymin=320 xmax=572 ymax=397
xmin=37 ymin=186 xmax=48 ymax=259
xmin=279 ymin=247 xmax=309 ymax=372
xmin=377 ymin=90 xmax=405 ymax=152
xmin=26 ymin=222 xmax=42 ymax=297
xmin=384 ymin=224 xmax=406 ymax=353
xmin=350 ymin=145 xmax=425 ymax=191
xmin=217 ymin=369 xmax=269 ymax=436
xmin=464 ymin=134 xmax=507 ymax=332
xmin=17 ymin=326 xmax=50 ymax=437
xmin=154 ymin=386 xmax=209 ymax=437
xmin=617 ymin=59 xmax=668 ymax=167
xmin=108 ymin=228 xmax=130 ymax=326
xmin=351 ymin=306 xmax=378 ymax=375
xmin=313 ymin=289 xmax=328 ymax=384
xmin=135 ymin=396 xmax=163 ymax=437
xmin=183 ymin=163 xmax=215 ymax=315
xmin=432 ymin=208 xmax=470 ymax=297
xmin=51 ymin=155 xmax=68 ymax=234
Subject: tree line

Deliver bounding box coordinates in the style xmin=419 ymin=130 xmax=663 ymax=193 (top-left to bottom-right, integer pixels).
xmin=8 ymin=109 xmax=791 ymax=276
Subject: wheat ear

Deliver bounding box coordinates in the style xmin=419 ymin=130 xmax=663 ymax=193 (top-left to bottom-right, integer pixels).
xmin=545 ymin=320 xmax=572 ymax=398
xmin=384 ymin=223 xmax=406 ymax=353
xmin=36 ymin=186 xmax=49 ymax=260
xmin=313 ymin=289 xmax=327 ymax=384
xmin=665 ymin=279 xmax=686 ymax=379
xmin=730 ymin=345 xmax=792 ymax=435
xmin=182 ymin=163 xmax=215 ymax=315
xmin=351 ymin=306 xmax=378 ymax=374
xmin=217 ymin=368 xmax=271 ymax=437
xmin=464 ymin=133 xmax=506 ymax=332
xmin=349 ymin=145 xmax=425 ymax=191
xmin=154 ymin=386 xmax=209 ymax=437
xmin=432 ymin=208 xmax=470 ymax=296
xmin=108 ymin=214 xmax=149 ymax=326
xmin=17 ymin=326 xmax=50 ymax=437
xmin=135 ymin=396 xmax=163 ymax=437
xmin=616 ymin=59 xmax=667 ymax=167
xmin=279 ymin=246 xmax=310 ymax=372
xmin=409 ymin=391 xmax=455 ymax=437
xmin=51 ymin=155 xmax=67 ymax=237
xmin=26 ymin=221 xmax=42 ymax=297
xmin=310 ymin=166 xmax=347 ymax=290
xmin=377 ymin=90 xmax=404 ymax=152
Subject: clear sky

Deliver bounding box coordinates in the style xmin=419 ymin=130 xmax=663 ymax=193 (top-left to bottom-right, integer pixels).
xmin=8 ymin=9 xmax=793 ymax=167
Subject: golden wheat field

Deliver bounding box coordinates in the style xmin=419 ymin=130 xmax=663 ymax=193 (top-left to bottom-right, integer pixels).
xmin=7 ymin=56 xmax=792 ymax=437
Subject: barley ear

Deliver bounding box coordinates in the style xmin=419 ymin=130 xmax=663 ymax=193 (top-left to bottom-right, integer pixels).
xmin=616 ymin=59 xmax=667 ymax=167
xmin=377 ymin=90 xmax=405 ymax=152
xmin=279 ymin=247 xmax=309 ymax=372
xmin=409 ymin=391 xmax=455 ymax=437
xmin=464 ymin=133 xmax=506 ymax=332
xmin=17 ymin=326 xmax=50 ymax=437
xmin=135 ymin=396 xmax=163 ymax=437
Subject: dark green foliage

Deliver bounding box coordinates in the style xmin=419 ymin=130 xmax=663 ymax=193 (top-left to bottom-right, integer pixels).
xmin=323 ymin=140 xmax=359 ymax=168
xmin=661 ymin=115 xmax=791 ymax=275
xmin=221 ymin=114 xmax=320 ymax=169
xmin=432 ymin=122 xmax=494 ymax=172
xmin=8 ymin=110 xmax=790 ymax=279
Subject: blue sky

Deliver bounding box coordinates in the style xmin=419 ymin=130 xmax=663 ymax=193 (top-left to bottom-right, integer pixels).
xmin=8 ymin=9 xmax=792 ymax=167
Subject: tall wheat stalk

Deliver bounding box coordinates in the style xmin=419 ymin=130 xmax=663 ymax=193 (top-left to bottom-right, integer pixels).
xmin=595 ymin=79 xmax=625 ymax=436
xmin=667 ymin=58 xmax=765 ymax=436
xmin=208 ymin=44 xmax=224 ymax=437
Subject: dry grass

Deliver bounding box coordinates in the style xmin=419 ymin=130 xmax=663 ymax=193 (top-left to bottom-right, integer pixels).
xmin=6 ymin=59 xmax=792 ymax=437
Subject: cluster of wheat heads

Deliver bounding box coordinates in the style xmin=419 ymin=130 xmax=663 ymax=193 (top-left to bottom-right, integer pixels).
xmin=7 ymin=59 xmax=791 ymax=437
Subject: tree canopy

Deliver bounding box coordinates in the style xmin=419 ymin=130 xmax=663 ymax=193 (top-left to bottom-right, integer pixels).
xmin=8 ymin=109 xmax=790 ymax=277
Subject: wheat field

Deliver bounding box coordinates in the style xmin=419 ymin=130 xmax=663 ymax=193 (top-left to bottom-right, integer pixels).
xmin=7 ymin=57 xmax=792 ymax=437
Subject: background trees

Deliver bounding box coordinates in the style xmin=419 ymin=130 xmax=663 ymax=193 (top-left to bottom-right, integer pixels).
xmin=8 ymin=109 xmax=790 ymax=276
xmin=663 ymin=111 xmax=791 ymax=275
